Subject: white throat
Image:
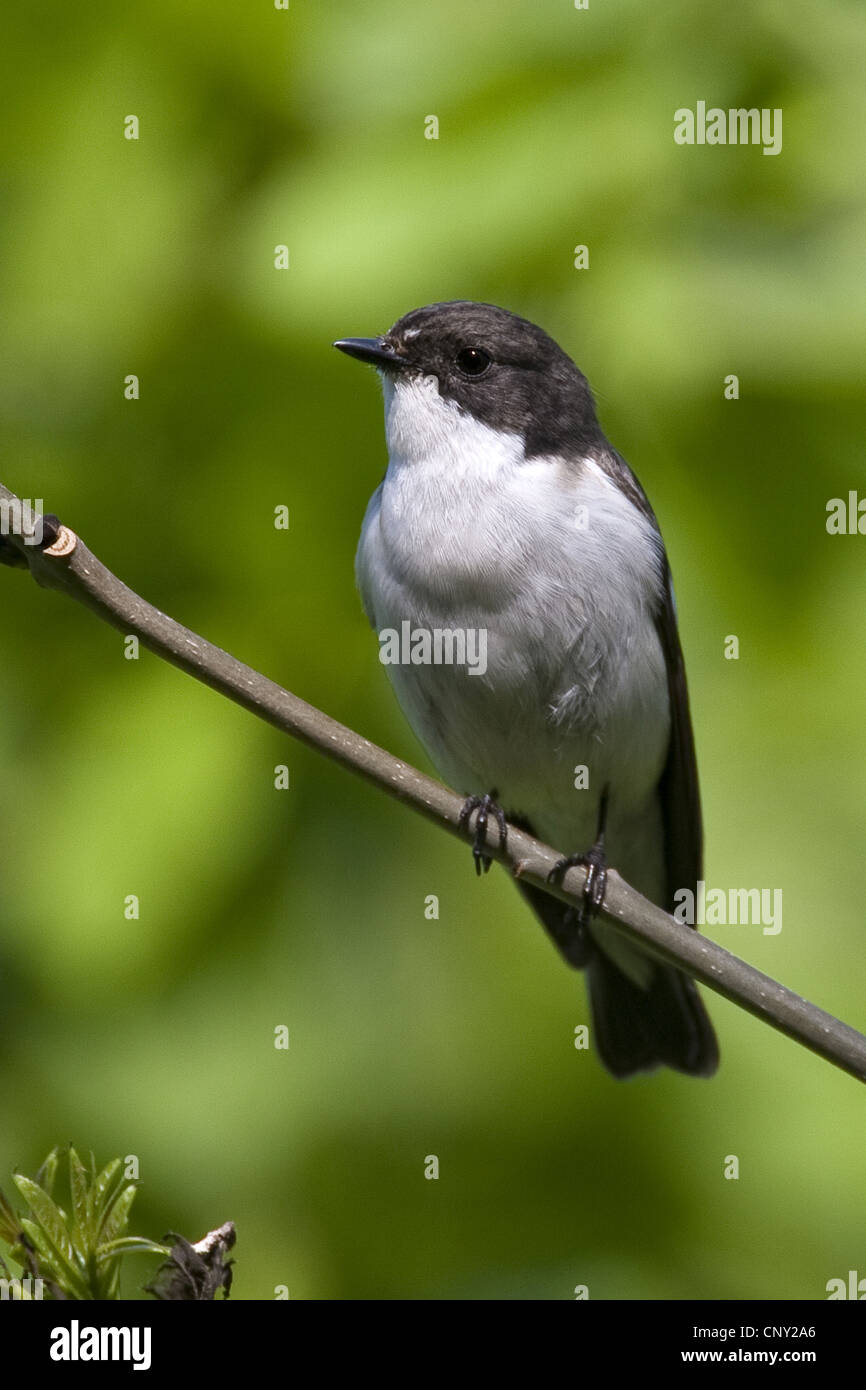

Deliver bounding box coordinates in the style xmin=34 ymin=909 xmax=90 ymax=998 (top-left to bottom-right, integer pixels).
xmin=381 ymin=372 xmax=525 ymax=486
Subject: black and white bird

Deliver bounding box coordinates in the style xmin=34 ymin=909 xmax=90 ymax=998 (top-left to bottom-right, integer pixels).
xmin=335 ymin=301 xmax=718 ymax=1079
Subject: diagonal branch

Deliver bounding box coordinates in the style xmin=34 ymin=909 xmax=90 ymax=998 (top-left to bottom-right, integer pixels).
xmin=2 ymin=480 xmax=865 ymax=1084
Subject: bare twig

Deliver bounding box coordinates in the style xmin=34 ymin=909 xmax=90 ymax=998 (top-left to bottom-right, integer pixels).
xmin=2 ymin=480 xmax=865 ymax=1083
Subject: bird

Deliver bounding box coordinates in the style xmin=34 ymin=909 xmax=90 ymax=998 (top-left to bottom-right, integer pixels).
xmin=335 ymin=300 xmax=718 ymax=1078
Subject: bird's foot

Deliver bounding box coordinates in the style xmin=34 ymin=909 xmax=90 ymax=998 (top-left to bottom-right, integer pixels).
xmin=459 ymin=790 xmax=507 ymax=875
xmin=547 ymin=842 xmax=608 ymax=929
xmin=548 ymin=785 xmax=611 ymax=929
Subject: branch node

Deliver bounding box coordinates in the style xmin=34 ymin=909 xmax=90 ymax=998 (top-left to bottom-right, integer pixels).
xmin=42 ymin=525 xmax=78 ymax=559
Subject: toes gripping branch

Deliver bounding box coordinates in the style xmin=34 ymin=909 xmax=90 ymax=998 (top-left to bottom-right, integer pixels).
xmin=459 ymin=790 xmax=508 ymax=874
xmin=548 ymin=784 xmax=610 ymax=928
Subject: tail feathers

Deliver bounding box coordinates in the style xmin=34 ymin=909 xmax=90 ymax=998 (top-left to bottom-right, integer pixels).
xmin=515 ymin=878 xmax=718 ymax=1078
xmin=587 ymin=950 xmax=719 ymax=1079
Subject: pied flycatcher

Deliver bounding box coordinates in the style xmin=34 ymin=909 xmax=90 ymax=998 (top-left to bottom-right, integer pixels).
xmin=335 ymin=300 xmax=718 ymax=1079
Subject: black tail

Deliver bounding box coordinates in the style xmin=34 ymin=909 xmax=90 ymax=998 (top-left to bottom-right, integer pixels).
xmin=516 ymin=880 xmax=718 ymax=1078
xmin=586 ymin=950 xmax=718 ymax=1078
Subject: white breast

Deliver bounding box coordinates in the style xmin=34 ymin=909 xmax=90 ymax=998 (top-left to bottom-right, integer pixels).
xmin=355 ymin=372 xmax=671 ymax=900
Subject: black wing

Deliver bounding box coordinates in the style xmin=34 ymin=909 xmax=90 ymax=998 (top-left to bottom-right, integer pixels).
xmin=514 ymin=446 xmax=716 ymax=1075
xmin=653 ymin=555 xmax=703 ymax=908
xmin=594 ymin=447 xmax=702 ymax=909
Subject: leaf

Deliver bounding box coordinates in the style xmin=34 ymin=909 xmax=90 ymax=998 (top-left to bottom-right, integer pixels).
xmin=101 ymin=1261 xmax=120 ymax=1300
xmin=0 ymin=1186 xmax=22 ymax=1246
xmin=68 ymin=1148 xmax=90 ymax=1250
xmin=34 ymin=1148 xmax=60 ymax=1198
xmin=18 ymin=1216 xmax=54 ymax=1264
xmin=18 ymin=1218 xmax=89 ymax=1301
xmin=97 ymin=1236 xmax=171 ymax=1261
xmin=98 ymin=1182 xmax=137 ymax=1246
xmin=89 ymin=1158 xmax=121 ymax=1230
xmin=13 ymin=1175 xmax=81 ymax=1275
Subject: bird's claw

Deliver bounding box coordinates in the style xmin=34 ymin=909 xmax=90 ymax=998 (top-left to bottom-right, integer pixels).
xmin=459 ymin=790 xmax=508 ymax=875
xmin=548 ymin=842 xmax=608 ymax=929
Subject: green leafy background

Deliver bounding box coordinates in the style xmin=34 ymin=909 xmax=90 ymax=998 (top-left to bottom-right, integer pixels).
xmin=1 ymin=0 xmax=864 ymax=1299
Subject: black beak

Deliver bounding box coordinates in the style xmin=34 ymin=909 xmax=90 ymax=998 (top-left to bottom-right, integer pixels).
xmin=333 ymin=337 xmax=406 ymax=370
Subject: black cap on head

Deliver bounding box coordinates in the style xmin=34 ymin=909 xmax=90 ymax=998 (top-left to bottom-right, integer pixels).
xmin=335 ymin=301 xmax=603 ymax=459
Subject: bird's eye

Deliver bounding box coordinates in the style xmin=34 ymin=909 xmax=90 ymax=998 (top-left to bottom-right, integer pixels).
xmin=455 ymin=347 xmax=491 ymax=377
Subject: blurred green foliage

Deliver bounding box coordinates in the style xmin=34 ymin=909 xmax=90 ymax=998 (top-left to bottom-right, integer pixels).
xmin=1 ymin=1 xmax=865 ymax=1299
